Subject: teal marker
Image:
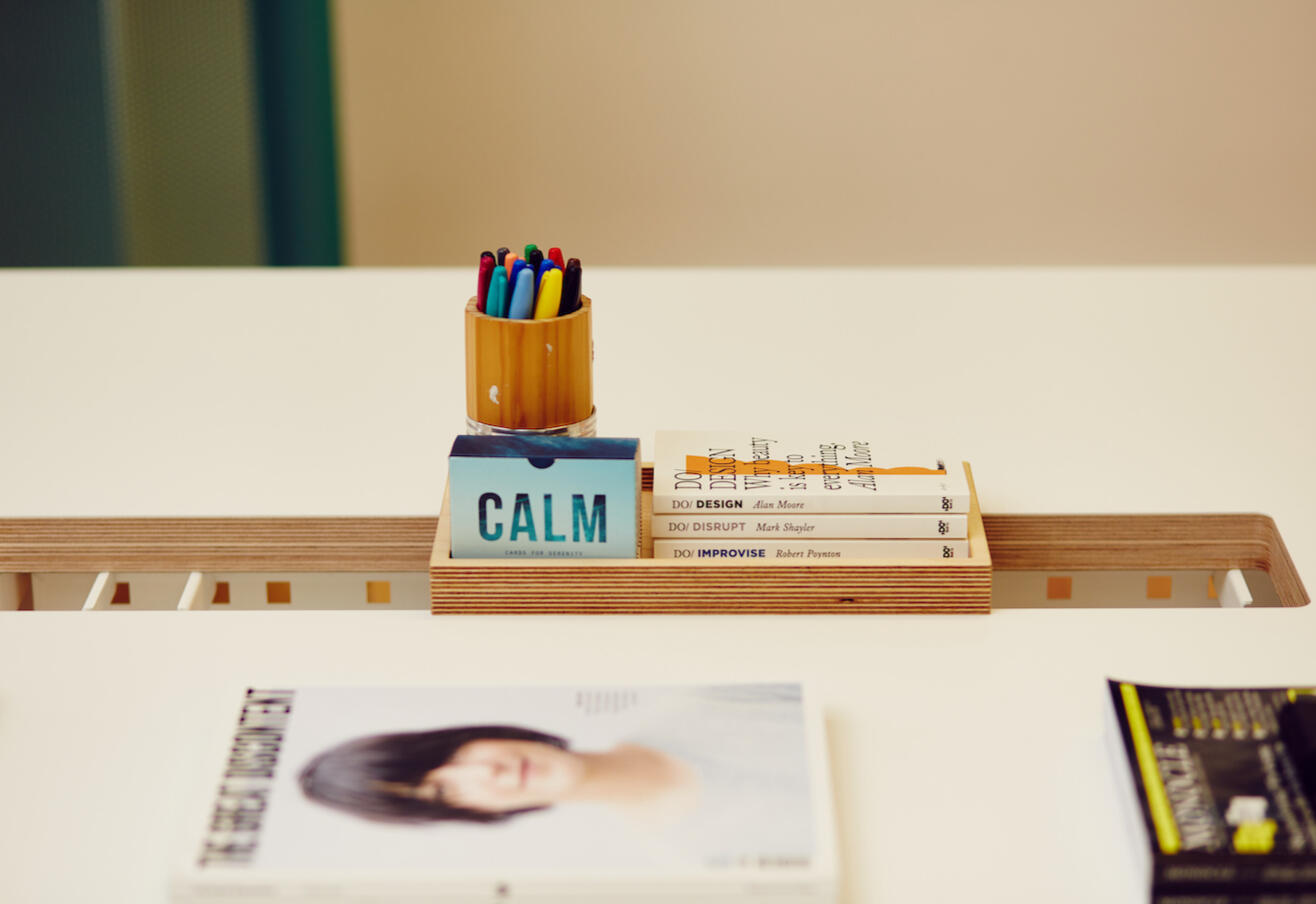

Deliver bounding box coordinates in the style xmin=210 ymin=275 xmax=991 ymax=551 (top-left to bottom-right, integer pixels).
xmin=507 ymin=267 xmax=534 ymax=318
xmin=486 ymin=266 xmax=509 ymax=317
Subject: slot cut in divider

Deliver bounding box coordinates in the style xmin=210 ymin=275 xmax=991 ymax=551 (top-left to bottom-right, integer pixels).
xmin=82 ymin=572 xmax=115 ymax=611
xmin=1219 ymin=569 xmax=1252 ymax=608
xmin=178 ymin=572 xmax=205 ymax=610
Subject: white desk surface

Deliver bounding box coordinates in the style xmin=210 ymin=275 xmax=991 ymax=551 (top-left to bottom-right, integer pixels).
xmin=2 ymin=268 xmax=1316 ymax=903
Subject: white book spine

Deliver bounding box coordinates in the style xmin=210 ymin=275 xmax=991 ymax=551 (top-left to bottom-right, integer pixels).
xmin=651 ymin=513 xmax=968 ymax=539
xmin=651 ymin=490 xmax=969 ymax=515
xmin=653 ymin=539 xmax=970 ymax=561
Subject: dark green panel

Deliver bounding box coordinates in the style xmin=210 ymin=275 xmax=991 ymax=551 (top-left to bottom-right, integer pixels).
xmin=109 ymin=0 xmax=266 ymax=265
xmin=0 ymin=0 xmax=120 ymax=266
xmin=250 ymin=0 xmax=342 ymax=266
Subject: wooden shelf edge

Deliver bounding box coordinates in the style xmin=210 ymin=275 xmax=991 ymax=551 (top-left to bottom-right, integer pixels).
xmin=0 ymin=511 xmax=1308 ymax=609
xmin=0 ymin=517 xmax=438 ymax=573
xmin=982 ymin=513 xmax=1309 ymax=607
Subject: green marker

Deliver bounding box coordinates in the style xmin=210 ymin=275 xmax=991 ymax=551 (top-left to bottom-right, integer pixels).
xmin=523 ymin=243 xmax=538 ymax=260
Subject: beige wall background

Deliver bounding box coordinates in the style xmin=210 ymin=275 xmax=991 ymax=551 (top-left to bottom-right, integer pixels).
xmin=333 ymin=1 xmax=1316 ymax=266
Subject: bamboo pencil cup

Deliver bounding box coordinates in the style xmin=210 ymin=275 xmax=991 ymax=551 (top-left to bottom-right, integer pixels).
xmin=464 ymin=296 xmax=595 ymax=436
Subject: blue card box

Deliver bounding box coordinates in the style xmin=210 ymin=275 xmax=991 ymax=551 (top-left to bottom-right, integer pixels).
xmin=447 ymin=435 xmax=641 ymax=559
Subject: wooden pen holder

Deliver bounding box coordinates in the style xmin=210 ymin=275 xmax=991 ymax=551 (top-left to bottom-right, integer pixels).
xmin=464 ymin=296 xmax=595 ymax=435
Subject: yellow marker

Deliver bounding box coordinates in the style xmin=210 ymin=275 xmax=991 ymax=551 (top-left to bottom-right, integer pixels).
xmin=534 ymin=268 xmax=563 ymax=319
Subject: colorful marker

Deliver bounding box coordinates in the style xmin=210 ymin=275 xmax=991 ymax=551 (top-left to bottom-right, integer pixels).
xmin=477 ymin=253 xmax=495 ymax=311
xmin=486 ymin=266 xmax=509 ymax=317
xmin=560 ymin=258 xmax=582 ymax=315
xmin=507 ymin=267 xmax=535 ymax=319
xmin=508 ymin=258 xmax=527 ymax=296
xmin=476 ymin=245 xmax=581 ymax=319
xmin=534 ymin=267 xmax=563 ymax=319
xmin=535 ymin=258 xmax=555 ymax=294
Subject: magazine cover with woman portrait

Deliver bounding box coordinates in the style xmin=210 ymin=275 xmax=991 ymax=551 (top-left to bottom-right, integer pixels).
xmin=171 ymin=682 xmax=837 ymax=904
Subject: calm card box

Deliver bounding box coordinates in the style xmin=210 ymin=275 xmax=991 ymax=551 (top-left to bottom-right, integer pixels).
xmin=448 ymin=435 xmax=640 ymax=559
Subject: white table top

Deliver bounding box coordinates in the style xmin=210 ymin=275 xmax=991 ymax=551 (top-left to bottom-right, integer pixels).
xmin=2 ymin=268 xmax=1315 ymax=903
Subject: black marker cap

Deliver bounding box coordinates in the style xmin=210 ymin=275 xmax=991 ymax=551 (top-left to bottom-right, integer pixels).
xmin=496 ymin=247 xmax=509 ymax=267
xmin=560 ymin=258 xmax=582 ymax=316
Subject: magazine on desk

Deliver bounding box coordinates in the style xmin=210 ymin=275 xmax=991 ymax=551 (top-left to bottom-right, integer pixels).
xmin=172 ymin=683 xmax=837 ymax=904
xmin=1106 ymin=680 xmax=1316 ymax=904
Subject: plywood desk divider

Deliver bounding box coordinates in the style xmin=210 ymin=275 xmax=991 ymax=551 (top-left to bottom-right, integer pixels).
xmin=0 ymin=487 xmax=1306 ymax=612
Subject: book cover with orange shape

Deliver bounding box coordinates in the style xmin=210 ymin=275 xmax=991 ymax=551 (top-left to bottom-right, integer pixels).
xmin=653 ymin=432 xmax=970 ymax=515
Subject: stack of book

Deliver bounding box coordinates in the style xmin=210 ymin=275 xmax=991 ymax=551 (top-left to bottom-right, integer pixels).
xmin=651 ymin=431 xmax=971 ymax=561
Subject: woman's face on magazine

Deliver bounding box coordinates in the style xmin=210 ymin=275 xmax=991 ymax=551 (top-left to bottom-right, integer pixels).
xmin=422 ymin=739 xmax=582 ymax=812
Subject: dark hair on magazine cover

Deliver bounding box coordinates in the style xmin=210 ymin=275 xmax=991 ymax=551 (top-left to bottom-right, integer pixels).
xmin=298 ymin=724 xmax=568 ymax=824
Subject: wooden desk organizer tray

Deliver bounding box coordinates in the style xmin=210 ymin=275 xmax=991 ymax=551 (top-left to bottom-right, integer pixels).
xmin=430 ymin=462 xmax=992 ymax=614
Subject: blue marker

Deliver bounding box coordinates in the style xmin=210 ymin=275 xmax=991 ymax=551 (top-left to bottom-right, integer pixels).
xmin=486 ymin=266 xmax=509 ymax=317
xmin=508 ymin=258 xmax=528 ymax=299
xmin=507 ymin=267 xmax=535 ymax=319
xmin=535 ymin=259 xmax=556 ymax=295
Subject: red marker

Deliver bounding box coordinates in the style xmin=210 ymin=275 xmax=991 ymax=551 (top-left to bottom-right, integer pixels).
xmin=476 ymin=253 xmax=495 ymax=312
xmin=547 ymin=247 xmax=565 ymax=269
